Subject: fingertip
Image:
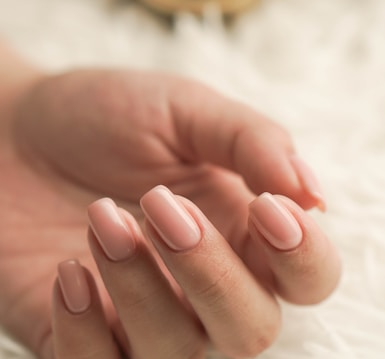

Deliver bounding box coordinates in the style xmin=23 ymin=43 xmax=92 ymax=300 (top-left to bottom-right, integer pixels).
xmin=87 ymin=197 xmax=115 ymax=214
xmin=57 ymin=259 xmax=91 ymax=315
xmin=87 ymin=198 xmax=137 ymax=262
xmin=249 ymin=193 xmax=341 ymax=305
xmin=140 ymin=185 xmax=202 ymax=252
xmin=314 ymin=193 xmax=327 ymax=212
xmin=249 ymin=193 xmax=303 ymax=251
xmin=290 ymin=155 xmax=327 ymax=212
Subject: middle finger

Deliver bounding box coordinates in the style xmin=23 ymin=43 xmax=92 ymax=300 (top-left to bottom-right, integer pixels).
xmin=87 ymin=199 xmax=206 ymax=359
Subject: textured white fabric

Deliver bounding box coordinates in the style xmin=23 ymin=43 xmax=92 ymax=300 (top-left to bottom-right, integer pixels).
xmin=1 ymin=0 xmax=385 ymax=358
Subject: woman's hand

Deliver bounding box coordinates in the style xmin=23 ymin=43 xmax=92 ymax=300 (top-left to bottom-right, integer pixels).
xmin=0 ymin=69 xmax=340 ymax=358
xmin=52 ymin=187 xmax=340 ymax=359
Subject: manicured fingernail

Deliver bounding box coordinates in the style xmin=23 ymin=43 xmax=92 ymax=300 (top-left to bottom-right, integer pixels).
xmin=88 ymin=198 xmax=136 ymax=261
xmin=140 ymin=185 xmax=201 ymax=251
xmin=58 ymin=259 xmax=91 ymax=314
xmin=291 ymin=155 xmax=326 ymax=211
xmin=249 ymin=193 xmax=303 ymax=250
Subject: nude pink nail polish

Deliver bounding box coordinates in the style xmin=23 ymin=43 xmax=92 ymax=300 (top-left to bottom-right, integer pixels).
xmin=140 ymin=186 xmax=201 ymax=251
xmin=249 ymin=193 xmax=303 ymax=251
xmin=88 ymin=198 xmax=136 ymax=261
xmin=291 ymin=155 xmax=326 ymax=211
xmin=58 ymin=259 xmax=91 ymax=314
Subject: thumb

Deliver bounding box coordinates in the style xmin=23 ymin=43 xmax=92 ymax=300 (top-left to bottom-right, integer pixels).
xmin=170 ymin=79 xmax=325 ymax=211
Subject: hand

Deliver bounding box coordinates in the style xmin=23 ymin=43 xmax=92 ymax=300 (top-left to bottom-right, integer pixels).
xmin=52 ymin=187 xmax=340 ymax=359
xmin=0 ymin=69 xmax=340 ymax=358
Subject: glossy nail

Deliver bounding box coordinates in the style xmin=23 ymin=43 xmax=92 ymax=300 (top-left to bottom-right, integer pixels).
xmin=88 ymin=198 xmax=136 ymax=261
xmin=249 ymin=193 xmax=303 ymax=251
xmin=291 ymin=155 xmax=326 ymax=211
xmin=140 ymin=186 xmax=201 ymax=251
xmin=58 ymin=259 xmax=91 ymax=314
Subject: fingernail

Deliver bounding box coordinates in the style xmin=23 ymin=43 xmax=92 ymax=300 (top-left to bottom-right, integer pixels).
xmin=58 ymin=259 xmax=91 ymax=314
xmin=291 ymin=155 xmax=326 ymax=211
xmin=140 ymin=185 xmax=201 ymax=251
xmin=249 ymin=193 xmax=303 ymax=251
xmin=88 ymin=198 xmax=136 ymax=261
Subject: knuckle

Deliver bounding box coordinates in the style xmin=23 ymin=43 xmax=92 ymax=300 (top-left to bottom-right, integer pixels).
xmin=223 ymin=322 xmax=280 ymax=358
xmin=131 ymin=325 xmax=206 ymax=359
xmin=171 ymin=336 xmax=207 ymax=359
xmin=120 ymin=285 xmax=165 ymax=314
xmin=194 ymin=263 xmax=236 ymax=308
xmin=56 ymin=347 xmax=117 ymax=359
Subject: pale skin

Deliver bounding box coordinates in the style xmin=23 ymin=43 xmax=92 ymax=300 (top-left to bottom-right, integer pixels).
xmin=0 ymin=41 xmax=341 ymax=359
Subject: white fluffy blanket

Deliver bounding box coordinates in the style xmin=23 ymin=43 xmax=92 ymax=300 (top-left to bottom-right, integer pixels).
xmin=1 ymin=0 xmax=385 ymax=358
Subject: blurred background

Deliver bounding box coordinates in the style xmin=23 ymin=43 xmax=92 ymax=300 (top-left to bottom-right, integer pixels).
xmin=1 ymin=0 xmax=385 ymax=358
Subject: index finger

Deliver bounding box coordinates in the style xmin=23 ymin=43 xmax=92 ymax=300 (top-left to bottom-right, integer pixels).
xmin=141 ymin=185 xmax=281 ymax=359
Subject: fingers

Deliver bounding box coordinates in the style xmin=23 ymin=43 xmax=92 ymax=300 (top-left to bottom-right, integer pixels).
xmin=87 ymin=199 xmax=206 ymax=359
xmin=248 ymin=193 xmax=342 ymax=305
xmin=51 ymin=259 xmax=121 ymax=359
xmin=140 ymin=186 xmax=281 ymax=358
xmin=52 ymin=188 xmax=338 ymax=359
xmin=170 ymin=80 xmax=324 ymax=210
